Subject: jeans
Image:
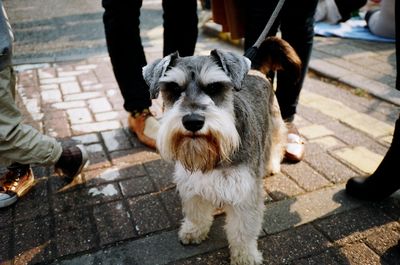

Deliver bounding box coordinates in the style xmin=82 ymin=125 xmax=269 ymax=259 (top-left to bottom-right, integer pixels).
xmin=244 ymin=0 xmax=319 ymax=122
xmin=102 ymin=0 xmax=198 ymax=113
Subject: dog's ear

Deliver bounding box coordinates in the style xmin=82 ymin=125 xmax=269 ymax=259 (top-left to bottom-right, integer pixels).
xmin=210 ymin=49 xmax=251 ymax=91
xmin=143 ymin=52 xmax=179 ymax=98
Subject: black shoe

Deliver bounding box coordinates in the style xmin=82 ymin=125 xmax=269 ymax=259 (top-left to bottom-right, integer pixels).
xmin=346 ymin=117 xmax=400 ymax=201
xmin=55 ymin=145 xmax=89 ymax=182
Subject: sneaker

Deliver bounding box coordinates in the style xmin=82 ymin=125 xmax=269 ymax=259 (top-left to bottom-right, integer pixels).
xmin=54 ymin=145 xmax=89 ymax=182
xmin=0 ymin=165 xmax=35 ymax=208
xmin=128 ymin=109 xmax=159 ymax=149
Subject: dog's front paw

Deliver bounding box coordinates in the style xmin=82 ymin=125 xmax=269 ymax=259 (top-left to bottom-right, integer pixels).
xmin=230 ymin=247 xmax=263 ymax=265
xmin=178 ymin=221 xmax=209 ymax=245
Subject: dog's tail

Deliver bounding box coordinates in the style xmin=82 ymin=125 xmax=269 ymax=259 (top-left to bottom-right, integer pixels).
xmin=251 ymin=36 xmax=302 ymax=81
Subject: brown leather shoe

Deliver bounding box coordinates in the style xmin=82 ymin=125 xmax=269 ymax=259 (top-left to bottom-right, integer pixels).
xmin=128 ymin=109 xmax=159 ymax=149
xmin=284 ymin=122 xmax=305 ymax=163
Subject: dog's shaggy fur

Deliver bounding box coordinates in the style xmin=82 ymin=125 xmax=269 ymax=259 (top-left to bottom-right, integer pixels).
xmin=143 ymin=37 xmax=301 ymax=265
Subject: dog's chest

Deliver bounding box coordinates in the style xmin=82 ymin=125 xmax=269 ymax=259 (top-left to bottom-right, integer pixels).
xmin=174 ymin=163 xmax=256 ymax=205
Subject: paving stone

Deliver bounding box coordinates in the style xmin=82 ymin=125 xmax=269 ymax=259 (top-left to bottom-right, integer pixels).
xmin=305 ymin=152 xmax=358 ymax=183
xmin=309 ymin=135 xmax=347 ymax=151
xmin=14 ymin=177 xmax=49 ymax=222
xmin=101 ymin=129 xmax=133 ymax=152
xmin=94 ymin=111 xmax=120 ymax=122
xmin=300 ymin=124 xmax=334 ymax=140
xmin=51 ymin=100 xmax=86 ymax=110
xmin=289 ymin=248 xmax=342 ymax=265
xmin=93 ymin=201 xmax=137 ymax=245
xmin=282 ymin=162 xmax=331 ymax=191
xmin=263 ymin=184 xmax=361 ymax=235
xmin=300 ymin=90 xmax=394 ymax=138
xmin=0 ymin=228 xmax=11 ymax=262
xmin=88 ymin=97 xmax=113 ymax=113
xmin=333 ymin=146 xmax=384 ymax=175
xmin=119 ymin=175 xmax=156 ymax=197
xmin=14 ymin=217 xmax=54 ymax=264
xmin=72 ymin=120 xmax=122 ymax=134
xmin=363 ymin=222 xmax=400 ymax=265
xmin=52 ymin=183 xmax=121 ymax=213
xmin=84 ymin=165 xmax=147 ymax=187
xmin=66 ymin=108 xmax=93 ymax=124
xmin=335 ymin=243 xmax=381 ymax=265
xmin=169 ymin=249 xmax=230 ymax=265
xmin=54 ymin=208 xmax=97 ymax=257
xmin=143 ymin=159 xmax=175 ymax=191
xmin=63 ymin=92 xmax=103 ymax=101
xmin=110 ymin=149 xmax=160 ymax=168
xmin=60 ymin=81 xmax=81 ymax=94
xmin=56 ymin=217 xmax=227 ymax=265
xmin=159 ymin=189 xmax=183 ymax=228
xmin=71 ymin=133 xmax=100 ymax=144
xmin=41 ymin=89 xmax=62 ymax=103
xmin=127 ymin=193 xmax=172 ymax=235
xmin=264 ymin=173 xmax=304 ymax=201
xmin=324 ymin=120 xmax=390 ymax=155
xmin=85 ymin=143 xmax=111 ymax=170
xmin=0 ymin=207 xmax=13 ymax=230
xmin=372 ymin=196 xmax=400 ymax=221
xmin=259 ymin=224 xmax=331 ymax=265
xmin=313 ymin=206 xmax=394 ymax=246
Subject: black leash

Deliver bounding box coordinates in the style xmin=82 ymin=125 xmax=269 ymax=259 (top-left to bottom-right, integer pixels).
xmin=243 ymin=0 xmax=286 ymax=62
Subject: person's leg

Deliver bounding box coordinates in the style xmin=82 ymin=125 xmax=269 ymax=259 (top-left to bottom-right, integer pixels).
xmin=102 ymin=0 xmax=151 ymax=113
xmin=102 ymin=0 xmax=159 ymax=149
xmin=243 ymin=0 xmax=280 ymax=52
xmin=162 ymin=0 xmax=198 ymax=57
xmin=345 ymin=0 xmax=400 ymax=200
xmin=0 ymin=66 xmax=62 ymax=166
xmin=0 ymin=66 xmax=88 ymax=208
xmin=277 ymin=0 xmax=318 ymax=122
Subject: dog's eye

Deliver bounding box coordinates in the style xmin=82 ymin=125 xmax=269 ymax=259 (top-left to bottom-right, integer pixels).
xmin=203 ymin=82 xmax=224 ymax=96
xmin=161 ymin=82 xmax=183 ymax=102
xmin=164 ymin=82 xmax=182 ymax=93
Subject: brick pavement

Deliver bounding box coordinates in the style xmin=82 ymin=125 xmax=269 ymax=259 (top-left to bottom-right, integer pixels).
xmin=1 ymin=23 xmax=400 ymax=265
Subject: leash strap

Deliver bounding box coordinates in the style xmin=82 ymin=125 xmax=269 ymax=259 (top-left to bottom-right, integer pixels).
xmin=253 ymin=0 xmax=286 ymax=48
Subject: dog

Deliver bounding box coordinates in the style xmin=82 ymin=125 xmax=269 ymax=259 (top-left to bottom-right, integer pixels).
xmin=143 ymin=37 xmax=301 ymax=265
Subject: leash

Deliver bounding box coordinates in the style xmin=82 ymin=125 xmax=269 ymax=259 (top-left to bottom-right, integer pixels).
xmin=243 ymin=0 xmax=286 ymax=62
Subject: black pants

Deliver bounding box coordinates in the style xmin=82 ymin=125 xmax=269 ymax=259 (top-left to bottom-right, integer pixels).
xmin=244 ymin=0 xmax=318 ymax=122
xmin=102 ymin=0 xmax=198 ymax=113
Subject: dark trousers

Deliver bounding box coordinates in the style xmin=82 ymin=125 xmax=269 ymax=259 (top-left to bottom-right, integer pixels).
xmin=102 ymin=0 xmax=198 ymax=113
xmin=244 ymin=0 xmax=318 ymax=121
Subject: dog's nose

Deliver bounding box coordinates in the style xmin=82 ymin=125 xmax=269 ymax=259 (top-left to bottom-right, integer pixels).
xmin=182 ymin=114 xmax=205 ymax=132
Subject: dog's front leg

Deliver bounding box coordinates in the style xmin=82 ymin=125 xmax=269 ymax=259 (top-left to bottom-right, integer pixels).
xmin=224 ymin=200 xmax=264 ymax=265
xmin=179 ymin=195 xmax=214 ymax=245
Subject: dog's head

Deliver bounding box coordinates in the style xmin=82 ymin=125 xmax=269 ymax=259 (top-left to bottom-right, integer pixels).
xmin=143 ymin=50 xmax=251 ymax=173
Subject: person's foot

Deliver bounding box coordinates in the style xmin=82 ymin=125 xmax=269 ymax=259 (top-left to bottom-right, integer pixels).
xmin=284 ymin=122 xmax=305 ymax=163
xmin=128 ymin=109 xmax=159 ymax=149
xmin=54 ymin=145 xmax=89 ymax=182
xmin=0 ymin=165 xmax=35 ymax=208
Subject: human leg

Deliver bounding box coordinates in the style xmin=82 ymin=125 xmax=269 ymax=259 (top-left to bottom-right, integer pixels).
xmin=102 ymin=0 xmax=159 ymax=149
xmin=0 ymin=66 xmax=88 ymax=208
xmin=162 ymin=0 xmax=198 ymax=57
xmin=345 ymin=0 xmax=399 ymax=200
xmin=345 ymin=114 xmax=400 ymax=200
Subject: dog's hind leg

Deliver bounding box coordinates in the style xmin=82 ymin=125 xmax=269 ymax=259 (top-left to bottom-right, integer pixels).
xmin=224 ymin=198 xmax=264 ymax=265
xmin=178 ymin=195 xmax=214 ymax=245
xmin=267 ymin=95 xmax=287 ymax=175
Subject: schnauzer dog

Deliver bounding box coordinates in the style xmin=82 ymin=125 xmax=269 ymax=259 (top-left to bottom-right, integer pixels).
xmin=143 ymin=37 xmax=301 ymax=265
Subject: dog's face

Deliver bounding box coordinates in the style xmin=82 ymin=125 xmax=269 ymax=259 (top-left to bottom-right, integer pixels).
xmin=143 ymin=50 xmax=251 ymax=172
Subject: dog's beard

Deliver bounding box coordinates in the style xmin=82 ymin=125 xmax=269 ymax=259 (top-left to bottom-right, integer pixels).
xmin=171 ymin=132 xmax=220 ymax=173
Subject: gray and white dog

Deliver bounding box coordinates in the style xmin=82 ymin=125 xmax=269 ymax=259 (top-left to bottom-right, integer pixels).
xmin=143 ymin=37 xmax=301 ymax=265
